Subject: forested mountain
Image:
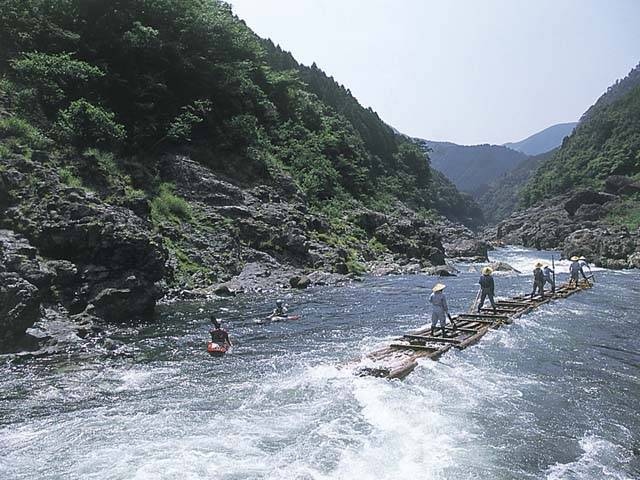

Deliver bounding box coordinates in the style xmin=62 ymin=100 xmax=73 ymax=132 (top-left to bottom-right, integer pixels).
xmin=0 ymin=0 xmax=478 ymax=221
xmin=416 ymin=139 xmax=529 ymax=197
xmin=0 ymin=0 xmax=489 ymax=346
xmin=504 ymin=122 xmax=577 ymax=156
xmin=493 ymin=62 xmax=640 ymax=268
xmin=478 ymin=149 xmax=555 ymax=223
xmin=521 ymin=62 xmax=640 ymax=206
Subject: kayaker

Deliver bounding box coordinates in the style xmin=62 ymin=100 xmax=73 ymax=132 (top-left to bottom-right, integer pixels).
xmin=271 ymin=300 xmax=288 ymax=318
xmin=569 ymin=256 xmax=582 ymax=287
xmin=543 ymin=265 xmax=555 ymax=293
xmin=210 ymin=318 xmax=232 ymax=347
xmin=531 ymin=262 xmax=545 ymax=299
xmin=429 ymin=283 xmax=456 ymax=337
xmin=478 ymin=266 xmax=497 ymax=313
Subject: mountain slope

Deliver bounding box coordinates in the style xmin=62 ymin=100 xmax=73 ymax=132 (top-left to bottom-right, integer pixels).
xmin=504 ymin=122 xmax=577 ymax=156
xmin=493 ymin=62 xmax=640 ymax=269
xmin=521 ymin=62 xmax=640 ymax=206
xmin=478 ymin=149 xmax=555 ymax=224
xmin=0 ymin=0 xmax=486 ymax=349
xmin=417 ymin=139 xmax=529 ymax=197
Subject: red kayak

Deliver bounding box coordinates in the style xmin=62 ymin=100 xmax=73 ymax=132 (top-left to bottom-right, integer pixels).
xmin=207 ymin=341 xmax=229 ymax=356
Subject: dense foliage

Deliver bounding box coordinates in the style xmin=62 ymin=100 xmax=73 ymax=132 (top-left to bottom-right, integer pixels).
xmin=478 ymin=149 xmax=554 ymax=223
xmin=0 ymin=0 xmax=479 ymax=223
xmin=521 ymin=65 xmax=640 ymax=206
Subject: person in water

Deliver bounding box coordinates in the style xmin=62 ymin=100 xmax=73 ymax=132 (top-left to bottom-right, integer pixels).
xmin=271 ymin=300 xmax=288 ymax=318
xmin=569 ymin=256 xmax=584 ymax=287
xmin=478 ymin=267 xmax=497 ymax=313
xmin=210 ymin=318 xmax=232 ymax=347
xmin=531 ymin=262 xmax=545 ymax=299
xmin=429 ymin=283 xmax=456 ymax=337
xmin=543 ymin=265 xmax=555 ymax=294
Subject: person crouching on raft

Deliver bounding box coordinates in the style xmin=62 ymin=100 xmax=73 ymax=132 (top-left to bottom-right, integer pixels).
xmin=210 ymin=318 xmax=232 ymax=348
xmin=429 ymin=283 xmax=456 ymax=337
xmin=478 ymin=267 xmax=497 ymax=313
xmin=531 ymin=262 xmax=545 ymax=299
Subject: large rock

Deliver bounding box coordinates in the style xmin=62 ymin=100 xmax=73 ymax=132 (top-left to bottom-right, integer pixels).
xmin=563 ymin=227 xmax=638 ymax=268
xmin=0 ymin=272 xmax=41 ymax=349
xmin=604 ymin=175 xmax=640 ymax=195
xmin=564 ymin=190 xmax=617 ymax=217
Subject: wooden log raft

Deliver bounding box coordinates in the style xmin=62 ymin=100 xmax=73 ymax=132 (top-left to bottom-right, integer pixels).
xmin=356 ymin=280 xmax=592 ymax=379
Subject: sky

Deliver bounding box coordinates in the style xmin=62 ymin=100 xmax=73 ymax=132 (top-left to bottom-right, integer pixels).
xmin=229 ymin=0 xmax=640 ymax=145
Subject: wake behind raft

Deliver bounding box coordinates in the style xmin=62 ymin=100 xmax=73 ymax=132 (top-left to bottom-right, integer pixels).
xmin=356 ymin=279 xmax=594 ymax=379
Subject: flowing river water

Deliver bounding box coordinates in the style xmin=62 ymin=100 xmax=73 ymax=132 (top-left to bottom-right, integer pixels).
xmin=1 ymin=247 xmax=639 ymax=479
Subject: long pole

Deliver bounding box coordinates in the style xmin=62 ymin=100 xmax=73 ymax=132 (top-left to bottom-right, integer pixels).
xmin=552 ymin=255 xmax=556 ymax=293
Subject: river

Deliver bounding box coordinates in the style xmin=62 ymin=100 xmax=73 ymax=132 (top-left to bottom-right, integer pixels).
xmin=1 ymin=247 xmax=639 ymax=479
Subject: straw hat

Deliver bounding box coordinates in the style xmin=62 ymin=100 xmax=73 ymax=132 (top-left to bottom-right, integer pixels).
xmin=570 ymin=256 xmax=579 ymax=261
xmin=432 ymin=283 xmax=446 ymax=292
xmin=482 ymin=266 xmax=493 ymax=275
xmin=534 ymin=262 xmax=543 ymax=268
xmin=579 ymin=256 xmax=586 ymax=261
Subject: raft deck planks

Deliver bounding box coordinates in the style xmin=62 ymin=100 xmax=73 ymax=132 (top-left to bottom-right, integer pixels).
xmin=357 ymin=280 xmax=592 ymax=379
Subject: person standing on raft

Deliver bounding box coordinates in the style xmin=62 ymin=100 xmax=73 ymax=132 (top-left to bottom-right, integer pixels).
xmin=210 ymin=317 xmax=232 ymax=348
xmin=531 ymin=262 xmax=545 ymax=299
xmin=578 ymin=256 xmax=592 ymax=281
xmin=543 ymin=265 xmax=555 ymax=294
xmin=569 ymin=256 xmax=585 ymax=287
xmin=478 ymin=267 xmax=497 ymax=313
xmin=429 ymin=283 xmax=456 ymax=337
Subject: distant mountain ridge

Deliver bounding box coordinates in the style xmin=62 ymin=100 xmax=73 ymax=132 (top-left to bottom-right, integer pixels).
xmin=504 ymin=122 xmax=577 ymax=156
xmin=416 ymin=139 xmax=529 ymax=197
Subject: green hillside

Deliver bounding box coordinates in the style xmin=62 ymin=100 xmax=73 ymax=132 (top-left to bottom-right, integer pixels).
xmin=0 ymin=0 xmax=477 ymax=224
xmin=521 ymin=64 xmax=640 ymax=207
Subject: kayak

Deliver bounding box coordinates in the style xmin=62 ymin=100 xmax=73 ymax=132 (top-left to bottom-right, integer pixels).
xmin=271 ymin=314 xmax=301 ymax=322
xmin=207 ymin=341 xmax=229 ymax=356
xmin=254 ymin=315 xmax=301 ymax=324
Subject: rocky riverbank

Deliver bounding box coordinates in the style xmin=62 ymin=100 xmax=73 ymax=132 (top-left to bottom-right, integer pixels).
xmin=0 ymin=151 xmax=487 ymax=356
xmin=488 ymin=180 xmax=640 ymax=269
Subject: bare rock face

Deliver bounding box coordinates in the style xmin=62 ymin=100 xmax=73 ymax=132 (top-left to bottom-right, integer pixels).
xmin=1 ymin=155 xmax=168 ymax=331
xmin=0 ymin=272 xmax=41 ymax=349
xmin=563 ymin=227 xmax=639 ymax=268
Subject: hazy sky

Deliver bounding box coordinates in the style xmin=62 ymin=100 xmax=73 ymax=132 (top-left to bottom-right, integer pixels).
xmin=229 ymin=0 xmax=640 ymax=145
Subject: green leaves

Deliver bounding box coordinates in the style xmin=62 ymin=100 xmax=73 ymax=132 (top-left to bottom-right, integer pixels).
xmin=11 ymin=52 xmax=104 ymax=111
xmin=51 ymin=99 xmax=126 ymax=148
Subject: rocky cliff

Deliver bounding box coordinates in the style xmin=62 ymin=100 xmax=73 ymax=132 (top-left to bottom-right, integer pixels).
xmin=490 ymin=182 xmax=640 ymax=268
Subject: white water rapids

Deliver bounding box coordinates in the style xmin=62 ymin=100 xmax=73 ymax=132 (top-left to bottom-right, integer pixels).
xmin=1 ymin=248 xmax=639 ymax=479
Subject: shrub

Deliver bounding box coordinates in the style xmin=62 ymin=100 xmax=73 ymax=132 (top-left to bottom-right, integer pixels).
xmin=11 ymin=52 xmax=104 ymax=109
xmin=58 ymin=166 xmax=82 ymax=188
xmin=150 ymin=183 xmax=192 ymax=222
xmin=0 ymin=115 xmax=51 ymax=152
xmin=51 ymin=99 xmax=126 ymax=148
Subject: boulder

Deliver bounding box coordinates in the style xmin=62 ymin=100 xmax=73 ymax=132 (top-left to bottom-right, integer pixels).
xmin=487 ymin=261 xmax=521 ymax=274
xmin=564 ymin=190 xmax=617 ymax=217
xmin=424 ymin=264 xmax=458 ymax=277
xmin=604 ymin=175 xmax=640 ymax=195
xmin=289 ymin=275 xmax=311 ymax=289
xmin=443 ymin=238 xmax=489 ymax=261
xmin=563 ymin=227 xmax=638 ymax=268
xmin=354 ymin=209 xmax=387 ymax=234
xmin=213 ymin=284 xmax=237 ymax=297
xmin=628 ymin=252 xmax=640 ymax=269
xmin=0 ymin=272 xmax=41 ymax=349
